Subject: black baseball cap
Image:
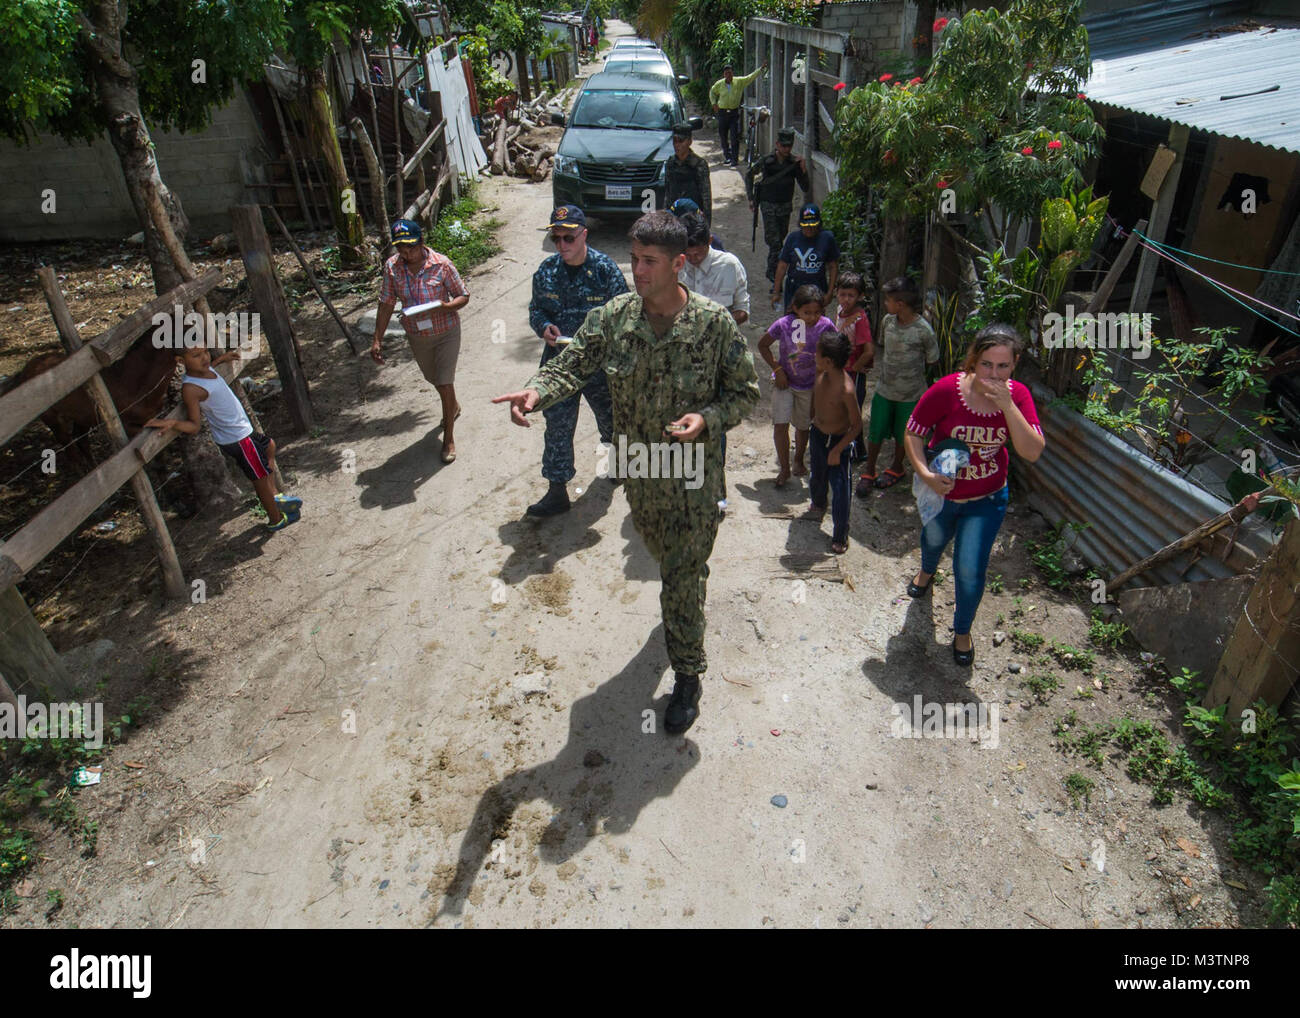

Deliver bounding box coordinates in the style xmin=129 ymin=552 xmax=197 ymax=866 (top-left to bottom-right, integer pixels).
xmin=777 ymin=127 xmax=795 ymax=144
xmin=672 ymin=122 xmax=693 ymax=139
xmin=799 ymin=203 xmax=821 ymax=226
xmin=391 ymin=218 xmax=422 ymax=245
xmin=547 ymin=204 xmax=586 ymax=230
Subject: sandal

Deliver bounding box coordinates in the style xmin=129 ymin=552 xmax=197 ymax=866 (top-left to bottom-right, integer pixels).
xmin=441 ymin=444 xmax=457 ymax=464
xmin=854 ymin=473 xmax=876 ymax=498
xmin=875 ymin=468 xmax=905 ymax=489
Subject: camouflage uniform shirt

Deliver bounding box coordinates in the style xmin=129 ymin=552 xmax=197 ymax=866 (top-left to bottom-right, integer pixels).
xmin=665 ymin=152 xmax=712 ymax=222
xmin=525 ymin=288 xmax=759 ymax=509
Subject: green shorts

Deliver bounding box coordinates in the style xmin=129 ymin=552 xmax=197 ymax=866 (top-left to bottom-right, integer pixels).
xmin=868 ymin=392 xmax=917 ymax=445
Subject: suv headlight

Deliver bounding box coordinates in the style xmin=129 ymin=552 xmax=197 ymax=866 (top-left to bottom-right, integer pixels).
xmin=555 ymin=154 xmax=580 ymax=176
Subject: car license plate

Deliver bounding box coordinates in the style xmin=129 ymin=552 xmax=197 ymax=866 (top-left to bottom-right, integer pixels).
xmin=605 ymin=184 xmax=632 ymax=201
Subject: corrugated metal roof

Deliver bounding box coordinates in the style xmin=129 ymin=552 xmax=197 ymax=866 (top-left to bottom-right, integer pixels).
xmin=1084 ymin=0 xmax=1256 ymax=58
xmin=1085 ymin=23 xmax=1300 ymax=154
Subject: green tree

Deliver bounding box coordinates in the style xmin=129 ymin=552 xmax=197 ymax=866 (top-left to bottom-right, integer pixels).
xmin=282 ymin=1 xmax=428 ymax=265
xmin=485 ymin=1 xmax=544 ymax=103
xmin=834 ymin=0 xmax=1101 ymax=287
xmin=0 ymin=0 xmax=283 ymax=294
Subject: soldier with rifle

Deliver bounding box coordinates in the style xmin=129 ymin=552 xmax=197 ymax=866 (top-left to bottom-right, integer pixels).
xmin=745 ymin=127 xmax=812 ymax=283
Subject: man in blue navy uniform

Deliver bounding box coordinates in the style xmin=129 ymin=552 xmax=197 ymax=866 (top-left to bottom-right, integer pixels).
xmin=526 ymin=205 xmax=630 ymax=516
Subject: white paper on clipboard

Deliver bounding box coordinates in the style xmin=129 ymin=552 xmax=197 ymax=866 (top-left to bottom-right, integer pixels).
xmin=401 ymin=300 xmax=443 ymax=332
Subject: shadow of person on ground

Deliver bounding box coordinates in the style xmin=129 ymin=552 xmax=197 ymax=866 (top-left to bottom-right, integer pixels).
xmin=435 ymin=624 xmax=698 ymax=920
xmin=860 ymin=594 xmax=976 ymax=704
xmin=496 ymin=480 xmax=617 ymax=586
xmin=354 ymin=425 xmax=448 ymax=510
xmin=617 ymin=509 xmax=662 ymax=583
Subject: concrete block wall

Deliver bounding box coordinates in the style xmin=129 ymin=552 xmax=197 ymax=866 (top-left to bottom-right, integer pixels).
xmin=820 ymin=1 xmax=962 ymax=78
xmin=0 ymin=89 xmax=270 ymax=243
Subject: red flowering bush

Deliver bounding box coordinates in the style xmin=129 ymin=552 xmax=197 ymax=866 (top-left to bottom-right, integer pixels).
xmin=933 ymin=17 xmax=949 ymax=32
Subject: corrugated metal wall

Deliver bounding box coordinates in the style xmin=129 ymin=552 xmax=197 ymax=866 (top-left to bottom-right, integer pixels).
xmin=1014 ymin=387 xmax=1278 ymax=588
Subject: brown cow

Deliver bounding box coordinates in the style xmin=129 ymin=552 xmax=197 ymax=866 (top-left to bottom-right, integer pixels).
xmin=5 ymin=333 xmax=179 ymax=466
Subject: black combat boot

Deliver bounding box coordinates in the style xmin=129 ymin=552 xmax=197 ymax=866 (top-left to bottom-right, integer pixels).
xmin=527 ymin=482 xmax=570 ymax=517
xmin=664 ymin=673 xmax=702 ymax=735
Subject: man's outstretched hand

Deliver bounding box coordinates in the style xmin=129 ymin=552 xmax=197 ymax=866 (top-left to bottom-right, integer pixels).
xmin=492 ymin=389 xmax=541 ymax=427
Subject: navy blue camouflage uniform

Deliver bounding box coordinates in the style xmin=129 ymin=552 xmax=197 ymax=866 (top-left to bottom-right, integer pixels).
xmin=528 ymin=248 xmax=629 ymax=483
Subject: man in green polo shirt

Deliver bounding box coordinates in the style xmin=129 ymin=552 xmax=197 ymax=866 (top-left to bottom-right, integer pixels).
xmin=709 ymin=59 xmax=768 ymax=167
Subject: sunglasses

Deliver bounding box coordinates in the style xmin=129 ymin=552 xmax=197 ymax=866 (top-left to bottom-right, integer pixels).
xmin=550 ymin=232 xmax=581 ymax=245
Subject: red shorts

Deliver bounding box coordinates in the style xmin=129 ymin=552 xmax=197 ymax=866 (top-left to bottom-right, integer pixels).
xmin=219 ymin=432 xmax=272 ymax=482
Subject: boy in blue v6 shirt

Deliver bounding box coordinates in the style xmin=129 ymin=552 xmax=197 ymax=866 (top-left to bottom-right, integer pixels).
xmin=771 ymin=204 xmax=839 ymax=310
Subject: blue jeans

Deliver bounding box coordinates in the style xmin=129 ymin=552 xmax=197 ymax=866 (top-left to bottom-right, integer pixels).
xmin=809 ymin=425 xmax=850 ymax=544
xmin=919 ymin=485 xmax=1009 ymax=635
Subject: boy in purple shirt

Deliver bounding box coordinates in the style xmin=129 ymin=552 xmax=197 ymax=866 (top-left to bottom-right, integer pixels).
xmin=758 ymin=285 xmax=836 ymax=487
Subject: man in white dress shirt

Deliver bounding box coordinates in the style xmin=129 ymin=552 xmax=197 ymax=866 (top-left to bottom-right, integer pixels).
xmin=678 ymin=211 xmax=750 ymax=513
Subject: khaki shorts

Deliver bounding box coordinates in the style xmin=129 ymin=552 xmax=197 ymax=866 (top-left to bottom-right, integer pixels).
xmin=406 ymin=321 xmax=461 ymax=386
xmin=771 ymin=386 xmax=812 ymax=430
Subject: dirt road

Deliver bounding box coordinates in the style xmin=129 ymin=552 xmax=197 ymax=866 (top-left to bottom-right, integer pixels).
xmin=11 ymin=27 xmax=1258 ymax=930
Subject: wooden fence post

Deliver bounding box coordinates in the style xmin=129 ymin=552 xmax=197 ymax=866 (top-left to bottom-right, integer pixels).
xmin=1206 ymin=517 xmax=1300 ymax=718
xmin=0 ymin=586 xmax=77 ymax=699
xmin=229 ymin=205 xmax=314 ymax=434
xmin=36 ymin=267 xmax=187 ymax=601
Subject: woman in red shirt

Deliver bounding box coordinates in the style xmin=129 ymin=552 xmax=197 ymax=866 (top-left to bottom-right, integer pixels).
xmin=902 ymin=324 xmax=1046 ymax=666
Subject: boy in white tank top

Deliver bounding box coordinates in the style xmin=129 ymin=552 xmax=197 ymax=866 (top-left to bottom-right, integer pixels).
xmin=145 ymin=347 xmax=304 ymax=531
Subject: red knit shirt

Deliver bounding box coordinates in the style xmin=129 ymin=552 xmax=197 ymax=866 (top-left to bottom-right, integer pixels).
xmin=905 ymin=373 xmax=1042 ymax=500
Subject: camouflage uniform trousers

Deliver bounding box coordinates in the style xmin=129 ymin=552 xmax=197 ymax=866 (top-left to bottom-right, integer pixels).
xmin=539 ymin=344 xmax=614 ymax=484
xmin=760 ymin=200 xmax=793 ymax=282
xmin=626 ymin=484 xmax=721 ymax=677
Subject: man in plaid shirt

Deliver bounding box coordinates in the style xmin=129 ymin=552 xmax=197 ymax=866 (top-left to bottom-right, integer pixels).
xmin=372 ymin=219 xmax=471 ymax=462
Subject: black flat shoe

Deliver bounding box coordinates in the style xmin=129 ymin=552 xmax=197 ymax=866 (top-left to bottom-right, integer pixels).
xmin=907 ymin=577 xmax=932 ymax=598
xmin=952 ymin=638 xmax=974 ymax=667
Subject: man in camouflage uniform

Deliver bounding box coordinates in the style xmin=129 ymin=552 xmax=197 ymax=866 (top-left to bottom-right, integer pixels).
xmin=526 ymin=204 xmax=629 ymax=516
xmin=746 ymin=126 xmax=812 ymax=283
xmin=664 ymin=123 xmax=711 ymax=222
xmin=496 ymin=211 xmax=760 ymax=735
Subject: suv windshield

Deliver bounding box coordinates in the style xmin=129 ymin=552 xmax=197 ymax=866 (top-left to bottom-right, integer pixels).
xmin=571 ymin=89 xmax=677 ymax=130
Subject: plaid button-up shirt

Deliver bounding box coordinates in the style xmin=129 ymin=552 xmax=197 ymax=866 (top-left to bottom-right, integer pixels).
xmin=379 ymin=247 xmax=468 ymax=336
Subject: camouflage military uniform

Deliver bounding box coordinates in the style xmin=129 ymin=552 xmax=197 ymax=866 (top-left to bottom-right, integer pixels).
xmin=528 ymin=248 xmax=629 ymax=483
xmin=664 ymin=151 xmax=712 ymax=221
xmin=746 ymin=152 xmax=811 ymax=282
xmin=526 ymin=290 xmax=760 ymax=675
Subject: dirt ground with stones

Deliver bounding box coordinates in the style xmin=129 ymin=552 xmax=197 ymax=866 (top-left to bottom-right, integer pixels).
xmin=0 ymin=26 xmax=1274 ymax=929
